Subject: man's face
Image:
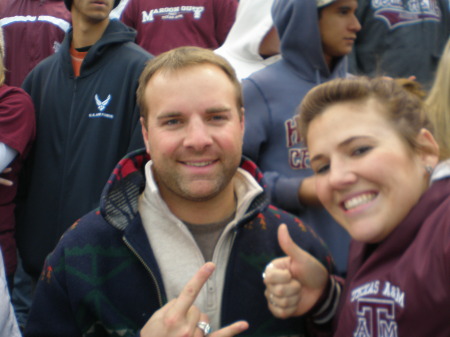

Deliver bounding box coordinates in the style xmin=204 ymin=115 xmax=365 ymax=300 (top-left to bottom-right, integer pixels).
xmin=72 ymin=0 xmax=113 ymax=22
xmin=141 ymin=64 xmax=245 ymax=206
xmin=319 ymin=0 xmax=361 ymax=66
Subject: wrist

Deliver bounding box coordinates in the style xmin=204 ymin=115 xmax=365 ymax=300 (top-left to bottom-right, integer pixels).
xmin=308 ymin=276 xmax=341 ymax=325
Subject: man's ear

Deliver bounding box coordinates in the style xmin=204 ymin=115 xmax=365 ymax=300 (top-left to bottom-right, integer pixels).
xmin=140 ymin=117 xmax=151 ymax=155
xmin=416 ymin=128 xmax=439 ymax=167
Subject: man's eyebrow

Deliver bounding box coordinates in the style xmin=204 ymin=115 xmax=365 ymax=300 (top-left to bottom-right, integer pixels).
xmin=336 ymin=5 xmax=354 ymax=11
xmin=156 ymin=111 xmax=182 ymax=120
xmin=155 ymin=107 xmax=232 ymax=120
xmin=205 ymin=106 xmax=232 ymax=114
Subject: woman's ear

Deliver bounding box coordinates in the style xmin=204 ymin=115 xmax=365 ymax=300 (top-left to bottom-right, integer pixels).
xmin=416 ymin=128 xmax=439 ymax=168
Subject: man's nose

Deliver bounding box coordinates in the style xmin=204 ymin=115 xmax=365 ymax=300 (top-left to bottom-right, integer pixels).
xmin=183 ymin=118 xmax=213 ymax=150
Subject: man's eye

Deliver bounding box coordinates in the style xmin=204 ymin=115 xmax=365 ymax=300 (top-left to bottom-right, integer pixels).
xmin=164 ymin=119 xmax=180 ymax=126
xmin=210 ymin=115 xmax=228 ymax=121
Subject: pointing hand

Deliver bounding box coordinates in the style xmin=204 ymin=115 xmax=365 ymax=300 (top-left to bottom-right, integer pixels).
xmin=141 ymin=262 xmax=249 ymax=337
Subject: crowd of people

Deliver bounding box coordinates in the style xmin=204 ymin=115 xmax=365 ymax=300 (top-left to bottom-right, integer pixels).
xmin=0 ymin=0 xmax=449 ymax=336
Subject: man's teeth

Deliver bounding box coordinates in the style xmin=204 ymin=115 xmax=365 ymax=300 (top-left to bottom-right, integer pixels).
xmin=344 ymin=193 xmax=376 ymax=210
xmin=186 ymin=161 xmax=212 ymax=167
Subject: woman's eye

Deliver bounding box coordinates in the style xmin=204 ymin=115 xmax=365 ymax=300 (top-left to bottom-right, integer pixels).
xmin=353 ymin=146 xmax=372 ymax=156
xmin=315 ymin=164 xmax=330 ymax=175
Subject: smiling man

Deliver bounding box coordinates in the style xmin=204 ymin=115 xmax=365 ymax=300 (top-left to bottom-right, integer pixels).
xmin=17 ymin=0 xmax=151 ymax=283
xmin=242 ymin=0 xmax=361 ymax=277
xmin=24 ymin=47 xmax=334 ymax=337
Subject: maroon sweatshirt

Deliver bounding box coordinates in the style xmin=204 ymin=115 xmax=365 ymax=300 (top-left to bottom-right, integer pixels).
xmin=0 ymin=85 xmax=35 ymax=276
xmin=0 ymin=0 xmax=71 ymax=86
xmin=330 ymin=177 xmax=450 ymax=336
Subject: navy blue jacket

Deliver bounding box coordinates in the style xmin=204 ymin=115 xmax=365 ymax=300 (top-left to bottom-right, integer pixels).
xmin=25 ymin=150 xmax=334 ymax=337
xmin=18 ymin=19 xmax=152 ymax=278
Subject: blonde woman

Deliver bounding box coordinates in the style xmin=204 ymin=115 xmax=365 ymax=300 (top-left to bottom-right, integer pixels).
xmin=263 ymin=77 xmax=450 ymax=336
xmin=425 ymin=38 xmax=450 ymax=160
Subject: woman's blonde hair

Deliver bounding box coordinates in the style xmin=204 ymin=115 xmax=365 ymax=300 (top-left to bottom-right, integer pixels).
xmin=0 ymin=27 xmax=5 ymax=86
xmin=425 ymin=39 xmax=450 ymax=160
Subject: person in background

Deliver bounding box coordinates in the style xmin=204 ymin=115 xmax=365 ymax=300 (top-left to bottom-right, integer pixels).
xmin=348 ymin=0 xmax=450 ymax=89
xmin=242 ymin=0 xmax=361 ymax=277
xmin=109 ymin=0 xmax=130 ymax=19
xmin=24 ymin=46 xmax=333 ymax=337
xmin=0 ymin=3 xmax=70 ymax=329
xmin=0 ymin=0 xmax=71 ymax=87
xmin=0 ymin=250 xmax=21 ymax=337
xmin=120 ymin=0 xmax=238 ymax=56
xmin=215 ymin=0 xmax=281 ymax=81
xmin=17 ymin=0 xmax=151 ymax=282
xmin=0 ymin=168 xmax=12 ymax=186
xmin=425 ymin=37 xmax=450 ymax=160
xmin=0 ymin=27 xmax=35 ymax=291
xmin=263 ymin=76 xmax=449 ymax=336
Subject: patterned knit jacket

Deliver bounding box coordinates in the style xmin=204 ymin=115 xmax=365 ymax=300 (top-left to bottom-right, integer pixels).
xmin=24 ymin=149 xmax=334 ymax=337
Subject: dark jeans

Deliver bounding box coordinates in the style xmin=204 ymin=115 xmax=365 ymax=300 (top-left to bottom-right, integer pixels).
xmin=11 ymin=255 xmax=34 ymax=331
xmin=7 ymin=273 xmax=14 ymax=294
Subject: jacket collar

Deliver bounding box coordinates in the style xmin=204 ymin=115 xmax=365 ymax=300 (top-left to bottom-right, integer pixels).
xmin=60 ymin=19 xmax=137 ymax=77
xmin=100 ymin=149 xmax=270 ymax=231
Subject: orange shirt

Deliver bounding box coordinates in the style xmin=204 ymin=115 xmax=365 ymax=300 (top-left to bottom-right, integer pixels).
xmin=69 ymin=45 xmax=88 ymax=77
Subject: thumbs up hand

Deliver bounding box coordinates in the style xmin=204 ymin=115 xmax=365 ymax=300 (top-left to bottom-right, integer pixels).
xmin=263 ymin=224 xmax=329 ymax=318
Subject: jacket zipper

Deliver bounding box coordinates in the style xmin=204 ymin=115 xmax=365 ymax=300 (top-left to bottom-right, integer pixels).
xmin=123 ymin=237 xmax=163 ymax=307
xmin=57 ymin=78 xmax=77 ymax=230
xmin=211 ymin=227 xmax=238 ymax=317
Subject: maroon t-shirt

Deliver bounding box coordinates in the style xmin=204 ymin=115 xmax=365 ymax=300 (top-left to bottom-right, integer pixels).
xmin=0 ymin=84 xmax=35 ymax=276
xmin=120 ymin=0 xmax=237 ymax=55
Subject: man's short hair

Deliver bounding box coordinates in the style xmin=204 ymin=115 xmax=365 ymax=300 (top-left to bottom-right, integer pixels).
xmin=137 ymin=46 xmax=243 ymax=123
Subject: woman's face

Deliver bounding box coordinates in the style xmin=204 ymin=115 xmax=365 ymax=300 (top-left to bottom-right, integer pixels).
xmin=307 ymin=99 xmax=430 ymax=243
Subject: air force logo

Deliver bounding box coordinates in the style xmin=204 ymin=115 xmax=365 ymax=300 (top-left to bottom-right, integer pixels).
xmin=89 ymin=94 xmax=114 ymax=119
xmin=95 ymin=94 xmax=111 ymax=112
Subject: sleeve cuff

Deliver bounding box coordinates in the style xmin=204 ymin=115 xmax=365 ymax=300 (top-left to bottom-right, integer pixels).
xmin=308 ymin=276 xmax=342 ymax=325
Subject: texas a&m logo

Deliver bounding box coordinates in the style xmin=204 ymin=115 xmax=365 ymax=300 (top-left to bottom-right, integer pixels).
xmin=354 ymin=298 xmax=398 ymax=337
xmin=351 ymin=281 xmax=405 ymax=337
